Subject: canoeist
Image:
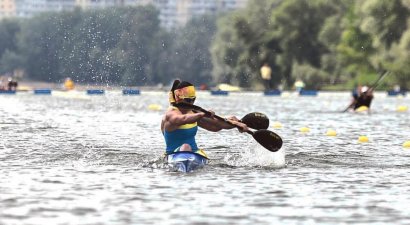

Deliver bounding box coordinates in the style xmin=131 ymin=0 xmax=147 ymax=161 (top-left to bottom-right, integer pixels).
xmin=161 ymin=80 xmax=249 ymax=159
xmin=347 ymin=85 xmax=374 ymax=112
xmin=7 ymin=77 xmax=18 ymax=91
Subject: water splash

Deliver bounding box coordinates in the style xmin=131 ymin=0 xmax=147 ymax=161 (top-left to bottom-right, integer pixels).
xmin=224 ymin=144 xmax=286 ymax=168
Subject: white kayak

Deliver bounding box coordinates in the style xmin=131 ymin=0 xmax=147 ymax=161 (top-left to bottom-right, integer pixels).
xmin=166 ymin=152 xmax=208 ymax=172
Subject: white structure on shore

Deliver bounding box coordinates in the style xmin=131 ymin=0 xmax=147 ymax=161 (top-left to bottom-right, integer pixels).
xmin=151 ymin=0 xmax=249 ymax=29
xmin=0 ymin=0 xmax=248 ymax=28
xmin=13 ymin=0 xmax=76 ymax=18
xmin=0 ymin=0 xmax=16 ymax=19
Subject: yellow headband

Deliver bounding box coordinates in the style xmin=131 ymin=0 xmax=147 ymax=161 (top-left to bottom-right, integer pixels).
xmin=168 ymin=91 xmax=176 ymax=104
xmin=174 ymin=86 xmax=196 ymax=100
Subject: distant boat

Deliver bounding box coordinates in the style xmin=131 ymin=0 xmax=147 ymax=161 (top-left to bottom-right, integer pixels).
xmin=387 ymin=90 xmax=406 ymax=96
xmin=210 ymin=90 xmax=229 ymax=95
xmin=0 ymin=90 xmax=16 ymax=94
xmin=264 ymin=90 xmax=282 ymax=96
xmin=299 ymin=90 xmax=318 ymax=96
xmin=216 ymin=83 xmax=241 ymax=92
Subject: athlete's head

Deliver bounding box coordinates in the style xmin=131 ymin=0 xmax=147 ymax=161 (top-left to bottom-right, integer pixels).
xmin=168 ymin=80 xmax=196 ymax=104
xmin=361 ymin=86 xmax=369 ymax=93
xmin=174 ymin=81 xmax=196 ymax=104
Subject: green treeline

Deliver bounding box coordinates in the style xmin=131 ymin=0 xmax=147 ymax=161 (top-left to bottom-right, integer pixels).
xmin=0 ymin=0 xmax=409 ymax=90
xmin=0 ymin=6 xmax=216 ymax=86
xmin=211 ymin=0 xmax=410 ymax=90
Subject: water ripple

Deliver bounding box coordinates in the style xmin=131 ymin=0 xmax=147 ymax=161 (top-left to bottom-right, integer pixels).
xmin=1 ymin=92 xmax=410 ymax=224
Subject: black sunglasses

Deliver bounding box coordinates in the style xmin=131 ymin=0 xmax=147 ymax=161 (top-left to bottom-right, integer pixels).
xmin=182 ymin=97 xmax=196 ymax=103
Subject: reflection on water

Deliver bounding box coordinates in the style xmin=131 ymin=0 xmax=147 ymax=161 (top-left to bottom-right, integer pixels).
xmin=1 ymin=91 xmax=409 ymax=225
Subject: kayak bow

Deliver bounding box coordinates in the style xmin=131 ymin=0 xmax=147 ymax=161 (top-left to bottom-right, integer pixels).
xmin=166 ymin=152 xmax=208 ymax=172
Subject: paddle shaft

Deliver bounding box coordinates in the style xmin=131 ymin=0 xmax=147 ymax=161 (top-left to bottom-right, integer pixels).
xmin=174 ymin=102 xmax=258 ymax=133
xmin=206 ymin=112 xmax=254 ymax=135
xmin=186 ymin=105 xmax=254 ymax=134
xmin=368 ymin=71 xmax=390 ymax=91
xmin=172 ymin=102 xmax=283 ymax=152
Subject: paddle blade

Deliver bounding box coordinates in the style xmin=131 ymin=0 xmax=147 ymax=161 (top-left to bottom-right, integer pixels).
xmin=241 ymin=112 xmax=269 ymax=130
xmin=253 ymin=130 xmax=283 ymax=152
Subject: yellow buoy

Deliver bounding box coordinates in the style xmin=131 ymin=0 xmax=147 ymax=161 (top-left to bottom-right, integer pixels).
xmin=355 ymin=106 xmax=369 ymax=112
xmin=281 ymin=92 xmax=290 ymax=98
xmin=403 ymin=141 xmax=410 ymax=148
xmin=326 ymin=129 xmax=337 ymax=136
xmin=358 ymin=135 xmax=369 ymax=143
xmin=300 ymin=127 xmax=310 ymax=133
xmin=148 ymin=104 xmax=162 ymax=111
xmin=397 ymin=105 xmax=408 ymax=112
xmin=272 ymin=121 xmax=283 ymax=129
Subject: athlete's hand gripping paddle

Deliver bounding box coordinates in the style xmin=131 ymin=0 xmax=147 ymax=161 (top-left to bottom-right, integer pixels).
xmin=174 ymin=102 xmax=282 ymax=152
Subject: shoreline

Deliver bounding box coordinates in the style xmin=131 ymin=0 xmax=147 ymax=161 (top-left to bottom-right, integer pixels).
xmin=13 ymin=81 xmax=405 ymax=93
xmin=16 ymin=81 xmax=168 ymax=91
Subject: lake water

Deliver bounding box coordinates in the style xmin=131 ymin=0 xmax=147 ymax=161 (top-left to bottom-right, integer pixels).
xmin=1 ymin=91 xmax=409 ymax=225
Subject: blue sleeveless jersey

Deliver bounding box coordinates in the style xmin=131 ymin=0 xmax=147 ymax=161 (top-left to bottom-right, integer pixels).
xmin=163 ymin=122 xmax=199 ymax=154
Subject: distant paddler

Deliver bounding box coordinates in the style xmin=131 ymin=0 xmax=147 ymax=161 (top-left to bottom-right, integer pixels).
xmin=294 ymin=79 xmax=305 ymax=92
xmin=7 ymin=77 xmax=18 ymax=91
xmin=161 ymin=80 xmax=249 ymax=164
xmin=64 ymin=77 xmax=75 ymax=91
xmin=347 ymin=85 xmax=374 ymax=113
xmin=343 ymin=71 xmax=390 ymax=113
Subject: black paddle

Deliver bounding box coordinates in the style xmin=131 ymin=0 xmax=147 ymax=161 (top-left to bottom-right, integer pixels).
xmin=174 ymin=102 xmax=282 ymax=152
xmin=367 ymin=70 xmax=390 ymax=92
xmin=174 ymin=102 xmax=269 ymax=130
xmin=342 ymin=70 xmax=390 ymax=112
xmin=241 ymin=112 xmax=270 ymax=130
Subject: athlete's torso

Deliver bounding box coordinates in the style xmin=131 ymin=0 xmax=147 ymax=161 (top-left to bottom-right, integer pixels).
xmin=354 ymin=95 xmax=373 ymax=109
xmin=162 ymin=108 xmax=199 ymax=154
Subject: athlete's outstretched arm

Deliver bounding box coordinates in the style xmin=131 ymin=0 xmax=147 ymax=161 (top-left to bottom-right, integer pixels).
xmin=166 ymin=110 xmax=205 ymax=127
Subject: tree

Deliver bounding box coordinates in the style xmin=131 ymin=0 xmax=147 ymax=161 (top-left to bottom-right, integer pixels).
xmin=18 ymin=13 xmax=62 ymax=81
xmin=167 ymin=15 xmax=217 ymax=86
xmin=115 ymin=6 xmax=162 ymax=86
xmin=359 ymin=0 xmax=409 ymax=49
xmin=383 ymin=28 xmax=410 ymax=89
xmin=212 ymin=0 xmax=282 ymax=88
xmin=211 ymin=0 xmax=344 ymax=89
xmin=0 ymin=19 xmax=22 ymax=74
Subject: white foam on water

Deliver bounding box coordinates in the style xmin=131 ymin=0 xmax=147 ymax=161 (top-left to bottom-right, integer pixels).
xmin=52 ymin=90 xmax=91 ymax=100
xmin=224 ymin=143 xmax=286 ymax=168
xmin=0 ymin=96 xmax=27 ymax=114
